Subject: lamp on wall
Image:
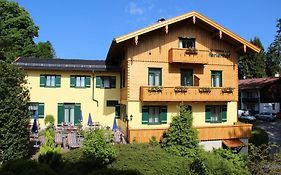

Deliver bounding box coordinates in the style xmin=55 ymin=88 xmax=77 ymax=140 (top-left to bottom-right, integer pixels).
xmin=130 ymin=115 xmax=133 ymax=121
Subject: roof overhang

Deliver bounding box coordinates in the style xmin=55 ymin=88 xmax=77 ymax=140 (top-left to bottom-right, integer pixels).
xmin=106 ymin=11 xmax=261 ymax=62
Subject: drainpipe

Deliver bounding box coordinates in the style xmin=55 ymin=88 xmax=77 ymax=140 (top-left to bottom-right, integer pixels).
xmin=92 ymin=71 xmax=99 ymax=107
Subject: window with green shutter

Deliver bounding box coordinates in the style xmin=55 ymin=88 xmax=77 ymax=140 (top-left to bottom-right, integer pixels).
xmin=40 ymin=74 xmax=61 ymax=88
xmin=211 ymin=71 xmax=222 ymax=87
xmin=58 ymin=103 xmax=81 ymax=126
xmin=28 ymin=102 xmax=44 ymax=118
xmin=38 ymin=103 xmax=45 ymax=118
xmin=142 ymin=106 xmax=167 ymax=125
xmin=142 ymin=106 xmax=149 ymax=124
xmin=70 ymin=75 xmax=91 ymax=88
xmin=57 ymin=103 xmax=64 ymax=125
xmin=96 ymin=76 xmax=116 ymax=89
xmin=161 ymin=106 xmax=167 ymax=124
xmin=74 ymin=103 xmax=81 ymax=125
xmin=205 ymin=105 xmax=227 ymax=123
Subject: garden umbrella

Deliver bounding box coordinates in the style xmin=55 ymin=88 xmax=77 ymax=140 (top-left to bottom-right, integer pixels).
xmin=112 ymin=116 xmax=118 ymax=132
xmin=31 ymin=112 xmax=38 ymax=133
xmin=87 ymin=113 xmax=93 ymax=126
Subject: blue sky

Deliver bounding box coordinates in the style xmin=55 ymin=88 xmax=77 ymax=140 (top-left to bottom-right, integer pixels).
xmin=14 ymin=0 xmax=281 ymax=60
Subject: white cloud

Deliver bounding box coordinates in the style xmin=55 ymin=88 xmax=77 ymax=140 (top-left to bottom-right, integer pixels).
xmin=126 ymin=2 xmax=144 ymax=15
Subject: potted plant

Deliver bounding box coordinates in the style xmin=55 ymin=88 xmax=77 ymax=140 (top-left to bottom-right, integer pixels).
xmin=222 ymin=87 xmax=234 ymax=93
xmin=199 ymin=87 xmax=211 ymax=93
xmin=185 ymin=48 xmax=198 ymax=54
xmin=174 ymin=86 xmax=188 ymax=93
xmin=148 ymin=86 xmax=163 ymax=92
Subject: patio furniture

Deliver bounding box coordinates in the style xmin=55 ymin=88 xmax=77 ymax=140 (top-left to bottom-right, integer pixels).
xmin=67 ymin=132 xmax=80 ymax=149
xmin=55 ymin=131 xmax=63 ymax=146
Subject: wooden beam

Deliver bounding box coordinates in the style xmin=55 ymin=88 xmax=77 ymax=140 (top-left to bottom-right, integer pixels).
xmin=165 ymin=25 xmax=168 ymax=34
xmin=193 ymin=15 xmax=196 ymax=24
xmin=212 ymin=30 xmax=223 ymax=39
xmin=243 ymin=44 xmax=247 ymax=53
xmin=219 ymin=30 xmax=222 ymax=39
xmin=134 ymin=35 xmax=138 ymax=45
xmin=235 ymin=45 xmax=247 ymax=52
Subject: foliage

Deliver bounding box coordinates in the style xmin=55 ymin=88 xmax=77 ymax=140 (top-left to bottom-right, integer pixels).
xmin=44 ymin=114 xmax=55 ymax=129
xmin=0 ymin=159 xmax=57 ymax=175
xmin=249 ymin=126 xmax=269 ymax=146
xmin=266 ymin=18 xmax=281 ymax=77
xmin=149 ymin=136 xmax=159 ymax=146
xmin=190 ymin=151 xmax=251 ymax=175
xmin=162 ymin=105 xmax=199 ymax=157
xmin=38 ymin=151 xmax=63 ymax=173
xmin=82 ymin=129 xmax=117 ymax=166
xmin=238 ymin=36 xmax=266 ymax=79
xmin=0 ymin=0 xmax=55 ymax=62
xmin=0 ymin=61 xmax=30 ymax=164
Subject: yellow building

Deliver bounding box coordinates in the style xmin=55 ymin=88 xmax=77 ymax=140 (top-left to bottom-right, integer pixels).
xmin=15 ymin=11 xmax=260 ymax=151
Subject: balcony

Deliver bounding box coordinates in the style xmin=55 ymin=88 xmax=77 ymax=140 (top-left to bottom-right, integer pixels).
xmin=195 ymin=123 xmax=252 ymax=141
xmin=168 ymin=48 xmax=209 ymax=64
xmin=140 ymin=86 xmax=237 ymax=102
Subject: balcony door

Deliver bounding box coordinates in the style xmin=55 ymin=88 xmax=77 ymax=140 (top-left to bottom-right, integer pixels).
xmin=181 ymin=69 xmax=193 ymax=86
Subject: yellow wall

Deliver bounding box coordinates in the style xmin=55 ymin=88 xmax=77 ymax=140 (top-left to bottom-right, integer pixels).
xmin=125 ymin=101 xmax=237 ymax=129
xmin=26 ymin=69 xmax=120 ymax=128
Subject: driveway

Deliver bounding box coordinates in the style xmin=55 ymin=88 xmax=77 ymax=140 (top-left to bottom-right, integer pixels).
xmin=254 ymin=119 xmax=281 ymax=146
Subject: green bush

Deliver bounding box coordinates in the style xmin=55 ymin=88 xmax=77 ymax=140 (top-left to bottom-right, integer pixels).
xmin=82 ymin=129 xmax=116 ymax=166
xmin=162 ymin=105 xmax=199 ymax=157
xmin=44 ymin=114 xmax=55 ymax=129
xmin=0 ymin=159 xmax=57 ymax=175
xmin=249 ymin=126 xmax=269 ymax=146
xmin=149 ymin=136 xmax=159 ymax=146
xmin=38 ymin=152 xmax=63 ymax=172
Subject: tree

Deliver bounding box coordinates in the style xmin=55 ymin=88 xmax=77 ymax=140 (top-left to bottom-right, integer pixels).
xmin=35 ymin=41 xmax=56 ymax=58
xmin=266 ymin=19 xmax=281 ymax=77
xmin=0 ymin=0 xmax=55 ymax=62
xmin=161 ymin=105 xmax=199 ymax=157
xmin=238 ymin=37 xmax=266 ymax=79
xmin=0 ymin=61 xmax=30 ymax=163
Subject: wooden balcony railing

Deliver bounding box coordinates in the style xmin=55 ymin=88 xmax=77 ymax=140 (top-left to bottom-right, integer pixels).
xmin=140 ymin=86 xmax=237 ymax=102
xmin=195 ymin=122 xmax=252 ymax=141
xmin=168 ymin=48 xmax=209 ymax=64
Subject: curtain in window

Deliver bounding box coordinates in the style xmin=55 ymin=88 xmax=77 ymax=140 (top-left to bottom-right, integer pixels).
xmin=64 ymin=108 xmax=69 ymax=124
xmin=70 ymin=108 xmax=74 ymax=126
xmin=51 ymin=76 xmax=55 ymax=86
xmin=155 ymin=72 xmax=160 ymax=86
xmin=103 ymin=78 xmax=110 ymax=88
xmin=149 ymin=73 xmax=154 ymax=86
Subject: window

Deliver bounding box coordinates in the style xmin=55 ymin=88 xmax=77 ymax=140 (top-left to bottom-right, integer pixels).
xmin=142 ymin=106 xmax=167 ymax=124
xmin=28 ymin=102 xmax=44 ymax=118
xmin=121 ymin=69 xmax=126 ymax=88
xmin=96 ymin=76 xmax=116 ymax=88
xmin=179 ymin=37 xmax=195 ymax=49
xmin=57 ymin=103 xmax=81 ymax=126
xmin=181 ymin=69 xmax=193 ymax=86
xmin=107 ymin=100 xmax=119 ymax=107
xmin=70 ymin=75 xmax=91 ymax=88
xmin=148 ymin=68 xmax=162 ymax=86
xmin=40 ymin=75 xmax=61 ymax=87
xmin=205 ymin=105 xmax=227 ymax=123
xmin=211 ymin=71 xmax=222 ymax=87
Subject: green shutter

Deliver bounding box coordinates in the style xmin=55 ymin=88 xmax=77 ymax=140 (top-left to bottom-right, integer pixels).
xmin=221 ymin=105 xmax=227 ymax=122
xmin=159 ymin=69 xmax=162 ymax=86
xmin=38 ymin=103 xmax=44 ymax=118
xmin=40 ymin=75 xmax=46 ymax=87
xmin=96 ymin=76 xmax=101 ymax=88
xmin=70 ymin=76 xmax=76 ymax=87
xmin=55 ymin=75 xmax=61 ymax=87
xmin=58 ymin=103 xmax=64 ymax=125
xmin=74 ymin=103 xmax=81 ymax=125
xmin=110 ymin=76 xmax=116 ymax=88
xmin=85 ymin=76 xmax=91 ymax=88
xmin=115 ymin=105 xmax=120 ymax=118
xmin=161 ymin=106 xmax=167 ymax=124
xmin=205 ymin=105 xmax=211 ymax=123
xmin=142 ymin=106 xmax=149 ymax=124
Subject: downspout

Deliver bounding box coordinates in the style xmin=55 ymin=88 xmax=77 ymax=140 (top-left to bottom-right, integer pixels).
xmin=92 ymin=71 xmax=99 ymax=107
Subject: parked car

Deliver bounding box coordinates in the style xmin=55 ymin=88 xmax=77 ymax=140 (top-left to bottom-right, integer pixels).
xmin=238 ymin=109 xmax=249 ymax=117
xmin=238 ymin=115 xmax=256 ymax=123
xmin=255 ymin=112 xmax=276 ymax=121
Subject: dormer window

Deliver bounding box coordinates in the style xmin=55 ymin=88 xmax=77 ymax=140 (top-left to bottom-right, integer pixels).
xmin=179 ymin=37 xmax=195 ymax=49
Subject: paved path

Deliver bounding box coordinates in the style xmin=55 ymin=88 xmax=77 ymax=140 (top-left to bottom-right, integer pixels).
xmin=254 ymin=119 xmax=281 ymax=147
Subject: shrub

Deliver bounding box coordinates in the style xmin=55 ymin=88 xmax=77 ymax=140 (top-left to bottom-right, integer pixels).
xmin=0 ymin=159 xmax=57 ymax=175
xmin=149 ymin=136 xmax=159 ymax=146
xmin=162 ymin=105 xmax=199 ymax=157
xmin=44 ymin=114 xmax=55 ymax=129
xmin=82 ymin=129 xmax=117 ymax=166
xmin=249 ymin=126 xmax=269 ymax=146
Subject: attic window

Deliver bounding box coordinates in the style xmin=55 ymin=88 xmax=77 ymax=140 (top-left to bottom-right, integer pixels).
xmin=179 ymin=37 xmax=195 ymax=49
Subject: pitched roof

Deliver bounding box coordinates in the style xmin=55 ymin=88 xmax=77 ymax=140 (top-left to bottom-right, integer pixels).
xmin=239 ymin=77 xmax=280 ymax=90
xmin=108 ymin=11 xmax=260 ymax=58
xmin=14 ymin=57 xmax=119 ymax=72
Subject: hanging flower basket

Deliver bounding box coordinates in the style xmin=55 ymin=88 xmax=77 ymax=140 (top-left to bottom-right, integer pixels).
xmin=185 ymin=48 xmax=198 ymax=54
xmin=148 ymin=86 xmax=163 ymax=92
xmin=222 ymin=87 xmax=234 ymax=93
xmin=199 ymin=87 xmax=211 ymax=93
xmin=174 ymin=86 xmax=188 ymax=93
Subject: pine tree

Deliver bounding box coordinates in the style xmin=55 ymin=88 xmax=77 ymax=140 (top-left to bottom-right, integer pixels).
xmin=0 ymin=61 xmax=30 ymax=163
xmin=238 ymin=37 xmax=266 ymax=79
xmin=266 ymin=19 xmax=281 ymax=77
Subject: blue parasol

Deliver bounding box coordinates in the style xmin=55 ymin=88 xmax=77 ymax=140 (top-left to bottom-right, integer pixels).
xmin=31 ymin=112 xmax=38 ymax=133
xmin=112 ymin=116 xmax=118 ymax=132
xmin=87 ymin=113 xmax=93 ymax=126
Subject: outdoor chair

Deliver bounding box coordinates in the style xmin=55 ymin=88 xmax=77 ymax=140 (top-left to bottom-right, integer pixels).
xmin=55 ymin=131 xmax=63 ymax=146
xmin=67 ymin=132 xmax=80 ymax=149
